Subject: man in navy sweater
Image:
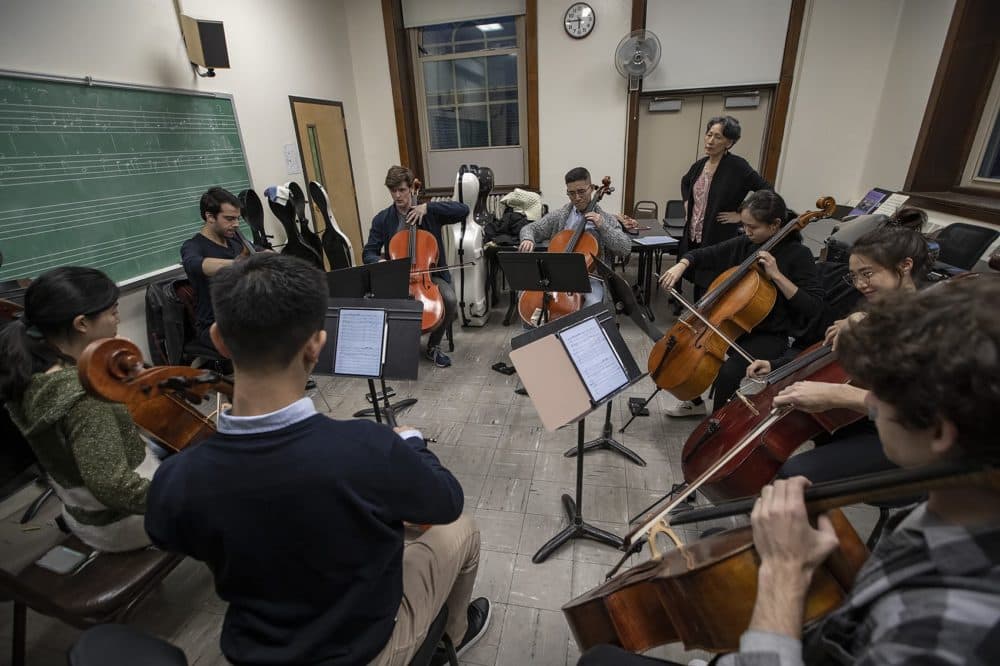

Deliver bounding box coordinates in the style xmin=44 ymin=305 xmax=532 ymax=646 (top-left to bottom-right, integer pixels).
xmin=363 ymin=165 xmax=469 ymax=368
xmin=145 ymin=253 xmax=489 ymax=665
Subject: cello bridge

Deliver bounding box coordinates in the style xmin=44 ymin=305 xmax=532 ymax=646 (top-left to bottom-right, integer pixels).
xmin=647 ymin=520 xmax=683 ymax=560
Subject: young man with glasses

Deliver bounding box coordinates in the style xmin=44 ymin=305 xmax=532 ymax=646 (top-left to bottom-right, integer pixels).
xmin=180 ymin=186 xmax=252 ymax=350
xmin=517 ymin=167 xmax=632 ymax=309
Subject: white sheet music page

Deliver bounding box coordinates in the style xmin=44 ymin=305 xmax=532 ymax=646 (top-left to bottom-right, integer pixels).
xmin=334 ymin=308 xmax=386 ymax=376
xmin=558 ymin=317 xmax=628 ymax=403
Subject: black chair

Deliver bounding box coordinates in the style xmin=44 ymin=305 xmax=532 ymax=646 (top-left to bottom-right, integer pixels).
xmin=171 ymin=281 xmax=231 ymax=373
xmin=662 ymin=199 xmax=686 ymax=241
xmin=409 ymin=605 xmax=459 ymax=666
xmin=933 ymin=223 xmax=999 ymax=271
xmin=68 ymin=624 xmax=187 ymax=666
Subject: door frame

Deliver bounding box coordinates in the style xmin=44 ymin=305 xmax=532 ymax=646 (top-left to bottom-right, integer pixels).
xmin=288 ymin=96 xmax=364 ymax=256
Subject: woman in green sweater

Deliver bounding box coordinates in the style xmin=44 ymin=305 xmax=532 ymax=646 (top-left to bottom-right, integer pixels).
xmin=0 ymin=267 xmax=157 ymax=552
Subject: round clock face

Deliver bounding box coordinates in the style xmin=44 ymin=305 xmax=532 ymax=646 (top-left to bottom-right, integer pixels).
xmin=564 ymin=2 xmax=595 ymax=39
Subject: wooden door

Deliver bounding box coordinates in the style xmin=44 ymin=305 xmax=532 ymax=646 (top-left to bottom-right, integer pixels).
xmin=290 ymin=98 xmax=364 ymax=267
xmin=633 ymin=91 xmax=772 ymax=216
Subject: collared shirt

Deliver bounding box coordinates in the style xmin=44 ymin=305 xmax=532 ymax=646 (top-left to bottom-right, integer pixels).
xmin=719 ymin=503 xmax=1000 ymax=665
xmin=217 ymin=397 xmax=422 ymax=441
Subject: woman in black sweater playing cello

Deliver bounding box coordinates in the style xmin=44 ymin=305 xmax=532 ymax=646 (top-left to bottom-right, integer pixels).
xmin=658 ymin=190 xmax=823 ymax=416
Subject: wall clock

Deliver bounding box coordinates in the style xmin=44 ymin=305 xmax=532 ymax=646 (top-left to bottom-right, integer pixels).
xmin=564 ymin=2 xmax=595 ymax=40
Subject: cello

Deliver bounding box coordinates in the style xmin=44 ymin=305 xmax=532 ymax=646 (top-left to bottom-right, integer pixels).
xmin=78 ymin=338 xmax=233 ymax=453
xmin=563 ymin=457 xmax=999 ymax=654
xmin=648 ymin=197 xmax=837 ymax=401
xmin=516 ymin=176 xmax=614 ymax=327
xmin=388 ymin=178 xmax=446 ymax=334
xmin=678 ymin=342 xmax=861 ymax=503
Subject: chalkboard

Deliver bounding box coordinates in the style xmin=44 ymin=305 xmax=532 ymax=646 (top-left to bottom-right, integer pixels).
xmin=0 ymin=72 xmax=252 ymax=284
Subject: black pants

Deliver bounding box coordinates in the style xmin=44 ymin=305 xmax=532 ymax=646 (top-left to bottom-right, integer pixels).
xmin=712 ymin=331 xmax=789 ymax=409
xmin=427 ymin=275 xmax=457 ymax=348
xmin=578 ymin=644 xmax=683 ymax=666
xmin=778 ymin=421 xmax=898 ymax=482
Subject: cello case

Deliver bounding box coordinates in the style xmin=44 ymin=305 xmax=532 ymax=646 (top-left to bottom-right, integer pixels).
xmin=441 ymin=164 xmax=490 ymax=326
xmin=287 ymin=182 xmax=326 ymax=264
xmin=265 ymin=183 xmax=324 ymax=269
xmin=237 ymin=188 xmax=273 ymax=250
xmin=308 ymin=180 xmax=354 ymax=269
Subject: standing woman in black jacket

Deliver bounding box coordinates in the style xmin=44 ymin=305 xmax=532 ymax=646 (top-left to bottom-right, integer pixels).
xmin=659 ymin=190 xmax=823 ymax=416
xmin=679 ymin=115 xmax=771 ymax=298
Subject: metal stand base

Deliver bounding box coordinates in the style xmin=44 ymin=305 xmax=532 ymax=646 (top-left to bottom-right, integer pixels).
xmin=533 ymin=419 xmax=624 ymax=563
xmin=564 ymin=401 xmax=646 ymax=466
xmin=353 ymin=378 xmax=416 ymax=425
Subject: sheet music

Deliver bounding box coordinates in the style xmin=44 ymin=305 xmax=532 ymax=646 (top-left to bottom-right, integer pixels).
xmin=633 ymin=236 xmax=679 ymax=246
xmin=873 ymin=192 xmax=909 ymax=217
xmin=558 ymin=317 xmax=628 ymax=403
xmin=333 ymin=308 xmax=386 ymax=377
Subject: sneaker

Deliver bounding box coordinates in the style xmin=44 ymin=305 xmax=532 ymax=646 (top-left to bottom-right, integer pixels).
xmin=425 ymin=346 xmax=452 ymax=368
xmin=454 ymin=597 xmax=492 ymax=657
xmin=665 ymin=400 xmax=707 ymax=417
xmin=304 ymin=376 xmax=317 ymax=390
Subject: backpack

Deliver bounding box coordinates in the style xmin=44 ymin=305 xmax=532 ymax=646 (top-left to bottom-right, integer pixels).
xmin=484 ymin=208 xmax=530 ymax=245
xmin=145 ymin=278 xmax=190 ymax=365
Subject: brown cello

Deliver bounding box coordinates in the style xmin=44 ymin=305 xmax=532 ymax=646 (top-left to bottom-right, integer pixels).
xmin=647 ymin=196 xmax=837 ymax=401
xmin=78 ymin=337 xmax=233 ymax=453
xmin=680 ymin=341 xmax=862 ymax=503
xmin=388 ymin=178 xmax=446 ymax=334
xmin=563 ymin=457 xmax=1000 ymax=654
xmin=516 ymin=176 xmax=614 ymax=327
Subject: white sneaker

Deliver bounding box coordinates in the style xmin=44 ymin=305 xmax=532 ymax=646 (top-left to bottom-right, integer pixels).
xmin=665 ymin=400 xmax=707 ymax=417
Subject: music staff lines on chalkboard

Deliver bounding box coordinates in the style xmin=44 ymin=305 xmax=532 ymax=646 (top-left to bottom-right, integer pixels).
xmin=0 ymin=74 xmax=253 ymax=283
xmin=0 ymin=155 xmax=247 ymax=186
xmin=0 ymin=180 xmax=248 ymax=236
xmin=0 ymin=179 xmax=247 ymax=223
xmin=0 ymin=224 xmax=197 ymax=276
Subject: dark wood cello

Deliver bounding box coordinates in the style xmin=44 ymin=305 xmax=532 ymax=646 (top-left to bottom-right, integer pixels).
xmin=648 ymin=197 xmax=837 ymax=401
xmin=78 ymin=338 xmax=233 ymax=453
xmin=388 ymin=178 xmax=446 ymax=334
xmin=516 ymin=176 xmax=614 ymax=327
xmin=680 ymin=341 xmax=862 ymax=503
xmin=563 ymin=457 xmax=1000 ymax=654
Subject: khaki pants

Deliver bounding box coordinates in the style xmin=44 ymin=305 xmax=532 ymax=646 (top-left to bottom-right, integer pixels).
xmin=370 ymin=513 xmax=480 ymax=666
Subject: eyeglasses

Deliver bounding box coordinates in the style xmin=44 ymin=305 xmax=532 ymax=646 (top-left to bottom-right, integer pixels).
xmin=566 ymin=187 xmax=592 ymax=199
xmin=842 ymin=268 xmax=877 ymax=287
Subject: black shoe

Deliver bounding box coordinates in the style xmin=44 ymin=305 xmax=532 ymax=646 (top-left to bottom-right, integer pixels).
xmin=305 ymin=376 xmax=317 ymax=390
xmin=514 ymin=385 xmax=528 ymax=396
xmin=429 ymin=597 xmax=492 ymax=665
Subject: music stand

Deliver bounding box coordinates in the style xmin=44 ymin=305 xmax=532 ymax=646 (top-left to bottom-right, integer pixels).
xmin=496 ymin=252 xmax=590 ymax=327
xmin=320 ymin=261 xmax=422 ymax=423
xmin=510 ymin=303 xmax=645 ymax=563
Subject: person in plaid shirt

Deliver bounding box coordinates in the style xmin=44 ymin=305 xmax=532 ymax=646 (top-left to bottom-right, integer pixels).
xmin=580 ymin=276 xmax=1000 ymax=666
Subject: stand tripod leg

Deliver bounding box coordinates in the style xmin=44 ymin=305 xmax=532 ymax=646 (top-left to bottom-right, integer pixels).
xmin=533 ymin=419 xmax=623 ymax=564
xmin=353 ymin=378 xmax=417 ymax=422
xmin=564 ymin=401 xmax=646 ymax=466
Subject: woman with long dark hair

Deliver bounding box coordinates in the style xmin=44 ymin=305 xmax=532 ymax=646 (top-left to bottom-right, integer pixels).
xmin=659 ymin=190 xmax=823 ymax=416
xmin=0 ymin=267 xmax=157 ymax=551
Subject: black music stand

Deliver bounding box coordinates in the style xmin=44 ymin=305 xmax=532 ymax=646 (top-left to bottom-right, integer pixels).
xmin=322 ymin=261 xmax=421 ymax=423
xmin=511 ymin=304 xmax=644 ymax=563
xmin=496 ymin=252 xmax=590 ymax=327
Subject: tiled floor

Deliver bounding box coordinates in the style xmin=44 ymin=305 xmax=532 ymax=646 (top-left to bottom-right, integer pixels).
xmin=1 ymin=261 xmax=880 ymax=665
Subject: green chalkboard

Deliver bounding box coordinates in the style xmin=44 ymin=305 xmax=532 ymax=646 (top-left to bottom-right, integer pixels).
xmin=0 ymin=73 xmax=251 ymax=284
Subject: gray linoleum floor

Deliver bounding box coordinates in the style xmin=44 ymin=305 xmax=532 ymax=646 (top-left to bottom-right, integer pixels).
xmin=0 ymin=259 xmax=880 ymax=665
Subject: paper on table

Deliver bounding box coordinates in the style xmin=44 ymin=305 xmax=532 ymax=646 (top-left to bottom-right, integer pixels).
xmin=873 ymin=193 xmax=909 ymax=217
xmin=334 ymin=308 xmax=386 ymax=376
xmin=633 ymin=236 xmax=678 ymax=246
xmin=558 ymin=317 xmax=628 ymax=403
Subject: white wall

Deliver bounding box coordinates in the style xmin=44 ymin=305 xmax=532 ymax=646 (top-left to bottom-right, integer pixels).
xmin=0 ymin=0 xmax=389 ymax=355
xmin=859 ymin=0 xmax=954 ymax=191
xmin=536 ymin=0 xmax=631 ymax=213
xmin=776 ymin=0 xmax=953 ymax=213
xmin=344 ymin=0 xmax=400 ymax=222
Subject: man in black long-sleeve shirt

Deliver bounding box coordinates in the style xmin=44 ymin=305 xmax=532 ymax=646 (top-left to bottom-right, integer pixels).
xmin=180 ymin=187 xmax=246 ymax=350
xmin=145 ymin=254 xmax=490 ymax=666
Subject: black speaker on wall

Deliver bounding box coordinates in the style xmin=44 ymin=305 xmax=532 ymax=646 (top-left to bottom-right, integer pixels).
xmin=180 ymin=14 xmax=230 ymax=71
